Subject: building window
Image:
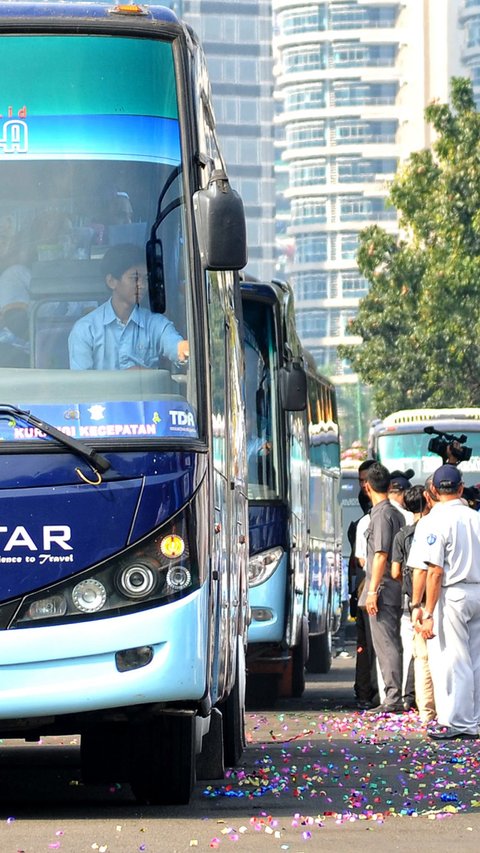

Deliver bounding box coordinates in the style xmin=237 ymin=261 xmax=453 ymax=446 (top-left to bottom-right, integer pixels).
xmin=287 ymin=121 xmax=326 ymax=147
xmin=329 ymin=309 xmax=357 ymax=336
xmin=292 ymin=197 xmax=327 ymax=224
xmin=333 ymin=81 xmax=398 ymax=106
xmin=332 ymin=43 xmax=397 ymax=67
xmin=339 ymin=195 xmax=396 ymax=221
xmin=291 ymin=161 xmax=326 ymax=187
xmin=467 ymin=17 xmax=480 ymax=48
xmin=340 ymin=232 xmax=358 ymax=259
xmin=283 ymin=45 xmax=327 ymax=73
xmin=335 ymin=119 xmax=398 ymax=144
xmin=340 ymin=271 xmax=369 ymax=297
xmin=296 ymin=234 xmax=328 ymax=262
xmin=279 ymin=7 xmax=327 ymax=35
xmin=337 ymin=157 xmax=398 ymax=182
xmin=310 ymin=346 xmax=339 ymax=370
xmin=296 ymin=308 xmax=328 ymax=337
xmin=293 ymin=272 xmax=329 ymax=300
xmin=285 ymin=85 xmax=327 ymax=111
xmin=330 ymin=4 xmax=398 ymax=30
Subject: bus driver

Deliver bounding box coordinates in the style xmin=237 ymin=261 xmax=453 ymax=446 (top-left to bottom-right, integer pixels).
xmin=68 ymin=243 xmax=189 ymax=370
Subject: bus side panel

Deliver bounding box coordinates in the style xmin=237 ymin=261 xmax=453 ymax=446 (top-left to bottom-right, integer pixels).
xmin=284 ymin=410 xmax=309 ymax=649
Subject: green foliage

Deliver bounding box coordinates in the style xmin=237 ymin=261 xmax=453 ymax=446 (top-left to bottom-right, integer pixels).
xmin=339 ymin=77 xmax=480 ymax=417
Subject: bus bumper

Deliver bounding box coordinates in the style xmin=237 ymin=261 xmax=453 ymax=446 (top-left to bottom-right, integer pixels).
xmin=0 ymin=585 xmax=209 ymax=719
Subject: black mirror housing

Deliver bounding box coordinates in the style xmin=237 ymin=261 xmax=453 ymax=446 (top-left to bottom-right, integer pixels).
xmin=280 ymin=363 xmax=307 ymax=411
xmin=193 ymin=171 xmax=247 ymax=271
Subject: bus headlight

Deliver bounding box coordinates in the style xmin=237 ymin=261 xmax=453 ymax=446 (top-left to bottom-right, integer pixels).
xmin=248 ymin=547 xmax=284 ymax=588
xmin=116 ymin=559 xmax=160 ymax=599
xmin=166 ymin=565 xmax=191 ymax=591
xmin=8 ymin=501 xmax=203 ymax=628
xmin=72 ymin=579 xmax=107 ymax=613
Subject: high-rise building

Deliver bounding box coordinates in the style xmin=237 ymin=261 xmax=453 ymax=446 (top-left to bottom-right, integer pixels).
xmin=459 ymin=0 xmax=480 ymax=103
xmin=180 ymin=0 xmax=277 ymax=281
xmin=273 ymin=0 xmax=462 ymax=383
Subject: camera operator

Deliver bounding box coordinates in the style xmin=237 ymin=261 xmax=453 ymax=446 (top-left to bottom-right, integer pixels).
xmin=424 ymin=426 xmax=472 ymax=467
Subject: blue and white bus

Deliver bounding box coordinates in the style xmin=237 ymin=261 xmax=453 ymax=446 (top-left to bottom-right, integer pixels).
xmin=0 ymin=1 xmax=248 ymax=805
xmin=241 ymin=280 xmax=341 ymax=699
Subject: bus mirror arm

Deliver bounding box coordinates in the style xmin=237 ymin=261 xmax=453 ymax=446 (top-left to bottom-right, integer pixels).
xmin=279 ymin=360 xmax=307 ymax=412
xmin=146 ymin=236 xmax=166 ymax=314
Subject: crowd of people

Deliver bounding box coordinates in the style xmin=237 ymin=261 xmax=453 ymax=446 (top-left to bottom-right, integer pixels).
xmin=346 ymin=458 xmax=480 ymax=740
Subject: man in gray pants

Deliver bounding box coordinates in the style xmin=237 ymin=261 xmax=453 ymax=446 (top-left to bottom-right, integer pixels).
xmin=359 ymin=462 xmax=405 ymax=713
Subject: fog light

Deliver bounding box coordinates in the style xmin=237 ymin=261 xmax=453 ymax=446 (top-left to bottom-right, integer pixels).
xmin=252 ymin=607 xmax=274 ymax=622
xmin=166 ymin=565 xmax=191 ymax=591
xmin=72 ymin=578 xmax=107 ymax=613
xmin=26 ymin=595 xmax=67 ymax=620
xmin=115 ymin=645 xmax=153 ymax=672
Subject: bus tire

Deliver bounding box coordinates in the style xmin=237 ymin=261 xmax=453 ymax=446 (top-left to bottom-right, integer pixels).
xmin=306 ymin=628 xmax=332 ymax=674
xmin=129 ymin=714 xmax=195 ymax=805
xmin=222 ymin=640 xmax=246 ymax=766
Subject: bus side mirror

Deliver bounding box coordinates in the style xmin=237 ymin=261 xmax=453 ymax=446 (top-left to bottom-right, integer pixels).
xmin=280 ymin=362 xmax=307 ymax=411
xmin=193 ymin=170 xmax=247 ymax=271
xmin=146 ymin=237 xmax=166 ymax=313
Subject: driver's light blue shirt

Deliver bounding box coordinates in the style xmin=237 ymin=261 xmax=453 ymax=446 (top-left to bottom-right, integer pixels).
xmin=68 ymin=299 xmax=183 ymax=370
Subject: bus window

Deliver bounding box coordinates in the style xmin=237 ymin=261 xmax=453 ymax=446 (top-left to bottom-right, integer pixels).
xmin=243 ymin=300 xmax=280 ymax=499
xmin=0 ymin=35 xmax=198 ymax=443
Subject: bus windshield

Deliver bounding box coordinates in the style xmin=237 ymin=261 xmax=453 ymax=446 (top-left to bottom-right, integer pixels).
xmin=0 ymin=34 xmax=198 ymax=444
xmin=243 ymin=300 xmax=280 ymax=500
xmin=377 ymin=430 xmax=480 ymax=484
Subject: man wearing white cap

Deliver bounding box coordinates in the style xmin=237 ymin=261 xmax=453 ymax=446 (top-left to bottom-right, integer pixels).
xmin=414 ymin=464 xmax=480 ymax=739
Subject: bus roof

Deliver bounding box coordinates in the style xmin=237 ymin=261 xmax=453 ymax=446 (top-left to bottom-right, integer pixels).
xmin=379 ymin=408 xmax=480 ymax=428
xmin=0 ymin=2 xmax=179 ymax=24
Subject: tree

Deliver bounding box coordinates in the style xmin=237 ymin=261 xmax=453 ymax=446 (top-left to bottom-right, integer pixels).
xmin=339 ymin=77 xmax=480 ymax=418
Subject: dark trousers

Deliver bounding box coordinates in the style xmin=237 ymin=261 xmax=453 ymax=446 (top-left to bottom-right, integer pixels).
xmin=354 ymin=606 xmax=378 ymax=702
xmin=370 ymin=603 xmax=403 ymax=707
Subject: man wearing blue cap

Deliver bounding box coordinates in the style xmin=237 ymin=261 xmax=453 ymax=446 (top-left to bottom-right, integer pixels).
xmin=413 ymin=464 xmax=480 ymax=739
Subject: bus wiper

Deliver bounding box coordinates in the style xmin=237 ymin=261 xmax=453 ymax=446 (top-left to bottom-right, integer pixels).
xmin=0 ymin=404 xmax=111 ymax=473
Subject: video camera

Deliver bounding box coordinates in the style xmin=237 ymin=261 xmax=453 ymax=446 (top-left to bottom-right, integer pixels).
xmin=423 ymin=426 xmax=472 ymax=464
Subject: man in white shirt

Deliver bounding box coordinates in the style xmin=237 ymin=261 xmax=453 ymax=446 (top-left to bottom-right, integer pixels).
xmin=411 ymin=464 xmax=480 ymax=739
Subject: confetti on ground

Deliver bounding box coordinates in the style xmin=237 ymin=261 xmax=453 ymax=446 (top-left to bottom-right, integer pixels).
xmin=203 ymin=706 xmax=480 ymax=836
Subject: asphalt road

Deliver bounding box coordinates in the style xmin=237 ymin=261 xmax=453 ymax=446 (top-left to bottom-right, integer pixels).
xmin=0 ymin=640 xmax=480 ymax=852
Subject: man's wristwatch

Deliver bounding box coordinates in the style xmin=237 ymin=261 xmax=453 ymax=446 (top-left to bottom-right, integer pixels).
xmin=423 ymin=613 xmax=434 ymax=620
xmin=410 ymin=602 xmax=423 ymax=610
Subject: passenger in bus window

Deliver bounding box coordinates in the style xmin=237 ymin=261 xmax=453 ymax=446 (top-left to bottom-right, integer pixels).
xmin=68 ymin=243 xmax=189 ymax=370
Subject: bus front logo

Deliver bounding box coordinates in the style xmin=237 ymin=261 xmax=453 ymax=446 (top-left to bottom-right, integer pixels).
xmin=0 ymin=525 xmax=72 ymax=552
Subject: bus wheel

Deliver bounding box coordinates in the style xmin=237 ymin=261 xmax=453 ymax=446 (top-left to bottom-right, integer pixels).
xmin=291 ymin=615 xmax=309 ymax=698
xmin=306 ymin=628 xmax=332 ymax=674
xmin=222 ymin=639 xmax=246 ymax=766
xmin=129 ymin=714 xmax=195 ymax=805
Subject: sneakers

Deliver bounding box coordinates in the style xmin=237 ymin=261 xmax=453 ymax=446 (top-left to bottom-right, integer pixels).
xmin=337 ymin=650 xmax=352 ymax=659
xmin=427 ymin=723 xmax=478 ymax=740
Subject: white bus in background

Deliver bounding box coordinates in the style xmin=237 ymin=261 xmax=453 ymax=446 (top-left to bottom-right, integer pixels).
xmin=368 ymin=408 xmax=480 ymax=486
